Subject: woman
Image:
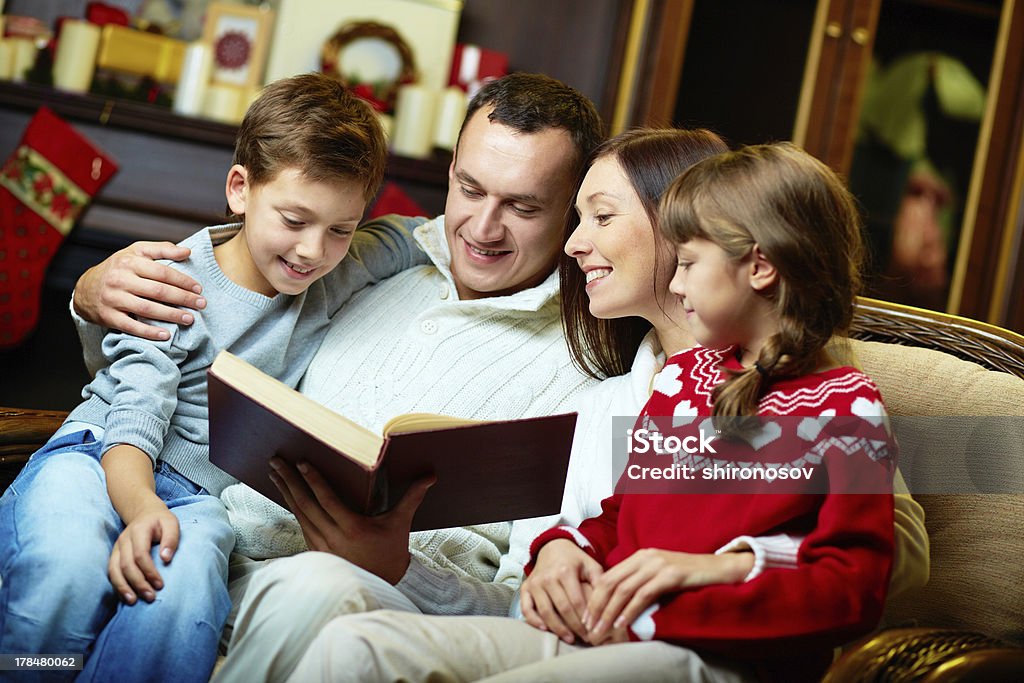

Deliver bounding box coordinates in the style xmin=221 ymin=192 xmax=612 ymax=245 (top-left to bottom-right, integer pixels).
xmin=282 ymin=129 xmax=929 ymax=682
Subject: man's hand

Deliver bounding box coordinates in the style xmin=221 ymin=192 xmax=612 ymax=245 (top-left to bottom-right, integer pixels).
xmin=74 ymin=241 xmax=206 ymax=339
xmin=585 ymin=548 xmax=753 ymax=643
xmin=269 ymin=457 xmax=433 ymax=584
xmin=108 ymin=499 xmax=180 ymax=605
xmin=519 ymin=538 xmax=603 ymax=644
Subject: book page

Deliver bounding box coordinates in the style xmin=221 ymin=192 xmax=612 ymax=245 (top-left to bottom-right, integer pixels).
xmin=210 ymin=352 xmax=384 ymax=467
xmin=382 ymin=412 xmax=487 ymax=435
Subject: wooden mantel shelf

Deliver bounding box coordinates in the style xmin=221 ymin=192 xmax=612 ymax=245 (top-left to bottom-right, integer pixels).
xmin=0 ymin=80 xmax=452 ymax=183
xmin=0 ymin=80 xmax=450 ymax=290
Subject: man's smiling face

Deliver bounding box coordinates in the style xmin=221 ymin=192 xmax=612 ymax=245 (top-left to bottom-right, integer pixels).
xmin=443 ymin=107 xmax=578 ymax=300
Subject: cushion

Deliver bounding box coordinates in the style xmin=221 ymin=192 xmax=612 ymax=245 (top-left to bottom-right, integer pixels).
xmin=850 ymin=339 xmax=1024 ymax=645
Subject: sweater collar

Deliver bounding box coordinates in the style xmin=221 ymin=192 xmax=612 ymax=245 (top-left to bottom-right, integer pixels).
xmin=633 ymin=329 xmax=668 ymax=402
xmin=413 ymin=215 xmax=560 ymax=313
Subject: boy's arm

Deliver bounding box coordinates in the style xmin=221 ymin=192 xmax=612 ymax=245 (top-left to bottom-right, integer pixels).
xmin=99 ymin=326 xmax=187 ymax=464
xmin=71 ymin=215 xmax=430 ymax=351
xmin=318 ymin=214 xmax=431 ymax=314
xmin=102 ymin=443 xmax=164 ymax=525
xmin=101 ymin=443 xmax=180 ymax=604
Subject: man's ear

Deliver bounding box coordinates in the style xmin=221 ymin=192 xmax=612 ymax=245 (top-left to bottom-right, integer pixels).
xmin=225 ymin=164 xmax=249 ymax=215
xmin=748 ymin=244 xmax=778 ymax=292
xmin=447 ymin=158 xmax=456 ymax=186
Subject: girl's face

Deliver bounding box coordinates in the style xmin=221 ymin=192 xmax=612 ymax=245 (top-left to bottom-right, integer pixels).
xmin=669 ymin=238 xmax=766 ymax=353
xmin=565 ymin=156 xmax=675 ymax=325
xmin=220 ymin=165 xmax=365 ymax=297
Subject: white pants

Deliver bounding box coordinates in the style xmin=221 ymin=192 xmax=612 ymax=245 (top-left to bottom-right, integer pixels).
xmin=286 ymin=610 xmax=753 ymax=683
xmin=214 ymin=552 xmax=420 ymax=683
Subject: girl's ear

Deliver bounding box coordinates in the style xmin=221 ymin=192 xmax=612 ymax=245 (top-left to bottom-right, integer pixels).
xmin=748 ymin=244 xmax=778 ymax=292
xmin=225 ymin=164 xmax=249 ymax=216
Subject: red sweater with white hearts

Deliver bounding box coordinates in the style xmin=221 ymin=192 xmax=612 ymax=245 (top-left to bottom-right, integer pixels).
xmin=529 ymin=346 xmax=895 ymax=680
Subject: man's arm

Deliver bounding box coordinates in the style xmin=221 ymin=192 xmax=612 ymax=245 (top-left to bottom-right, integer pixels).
xmin=73 ymin=215 xmax=430 ymax=341
xmin=74 ymin=241 xmax=207 ymax=339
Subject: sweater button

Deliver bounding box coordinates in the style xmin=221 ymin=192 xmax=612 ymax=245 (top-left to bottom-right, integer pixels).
xmin=439 ymin=283 xmax=450 ymax=299
xmin=420 ymin=320 xmax=438 ymax=335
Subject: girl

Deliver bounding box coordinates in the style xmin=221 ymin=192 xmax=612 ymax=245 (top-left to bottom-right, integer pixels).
xmin=523 ymin=142 xmax=895 ymax=682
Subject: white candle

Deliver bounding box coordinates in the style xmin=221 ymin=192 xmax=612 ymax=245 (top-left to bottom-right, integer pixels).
xmin=0 ymin=40 xmax=14 ymax=81
xmin=391 ymin=85 xmax=437 ymax=159
xmin=203 ymin=83 xmax=244 ymax=124
xmin=432 ymin=86 xmax=467 ymax=152
xmin=173 ymin=42 xmax=213 ymax=116
xmin=9 ymin=38 xmax=37 ymax=83
xmin=53 ymin=20 xmax=102 ymax=93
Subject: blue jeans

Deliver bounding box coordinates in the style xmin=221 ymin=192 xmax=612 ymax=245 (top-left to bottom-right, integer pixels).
xmin=0 ymin=425 xmax=234 ymax=683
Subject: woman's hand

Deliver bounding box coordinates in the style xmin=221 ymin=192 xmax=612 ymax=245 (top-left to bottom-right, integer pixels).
xmin=108 ymin=498 xmax=180 ymax=605
xmin=73 ymin=241 xmax=205 ymax=339
xmin=520 ymin=538 xmax=604 ymax=644
xmin=585 ymin=548 xmax=753 ymax=643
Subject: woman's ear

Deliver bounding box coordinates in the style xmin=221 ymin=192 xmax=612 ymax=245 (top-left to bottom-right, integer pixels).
xmin=225 ymin=164 xmax=249 ymax=216
xmin=748 ymin=244 xmax=778 ymax=292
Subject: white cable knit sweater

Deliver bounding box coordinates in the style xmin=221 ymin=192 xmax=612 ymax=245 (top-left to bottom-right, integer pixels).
xmin=222 ymin=215 xmax=598 ymax=616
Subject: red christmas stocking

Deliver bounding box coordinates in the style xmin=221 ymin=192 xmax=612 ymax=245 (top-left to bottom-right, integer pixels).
xmin=0 ymin=107 xmax=118 ymax=349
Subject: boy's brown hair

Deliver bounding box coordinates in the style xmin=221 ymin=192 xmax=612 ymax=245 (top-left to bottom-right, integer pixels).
xmin=233 ymin=73 xmax=387 ymax=202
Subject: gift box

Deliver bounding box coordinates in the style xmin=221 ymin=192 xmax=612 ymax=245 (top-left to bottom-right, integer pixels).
xmin=447 ymin=43 xmax=508 ymax=96
xmin=96 ymin=24 xmax=186 ymax=83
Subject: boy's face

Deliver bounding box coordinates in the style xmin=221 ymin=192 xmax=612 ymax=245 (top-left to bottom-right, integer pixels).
xmin=443 ymin=107 xmax=578 ymax=300
xmin=224 ymin=165 xmax=366 ymax=297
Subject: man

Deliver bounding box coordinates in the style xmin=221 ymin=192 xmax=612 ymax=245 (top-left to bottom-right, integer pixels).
xmin=72 ymin=73 xmax=607 ymax=681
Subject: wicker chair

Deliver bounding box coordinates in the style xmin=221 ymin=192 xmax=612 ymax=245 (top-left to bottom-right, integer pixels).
xmin=2 ymin=297 xmax=1023 ymax=681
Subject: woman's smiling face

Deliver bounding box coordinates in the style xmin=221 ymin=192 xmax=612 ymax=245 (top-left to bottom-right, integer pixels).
xmin=565 ymin=156 xmax=676 ymax=325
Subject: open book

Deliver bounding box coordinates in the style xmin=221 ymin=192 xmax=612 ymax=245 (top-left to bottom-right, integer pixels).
xmin=207 ymin=351 xmax=578 ymax=531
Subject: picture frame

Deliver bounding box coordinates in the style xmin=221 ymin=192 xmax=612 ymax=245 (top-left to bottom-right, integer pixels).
xmin=201 ymin=2 xmax=275 ymax=89
xmin=264 ymin=0 xmax=462 ymax=93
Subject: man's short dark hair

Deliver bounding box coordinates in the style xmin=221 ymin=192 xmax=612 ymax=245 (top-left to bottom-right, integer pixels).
xmin=457 ymin=72 xmax=604 ymax=175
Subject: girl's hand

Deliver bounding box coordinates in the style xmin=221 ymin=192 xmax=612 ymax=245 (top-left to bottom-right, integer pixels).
xmin=108 ymin=500 xmax=180 ymax=605
xmin=520 ymin=539 xmax=604 ymax=644
xmin=585 ymin=549 xmax=753 ymax=643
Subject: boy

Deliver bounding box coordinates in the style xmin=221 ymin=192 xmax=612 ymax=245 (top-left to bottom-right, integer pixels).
xmin=0 ymin=73 xmax=424 ymax=683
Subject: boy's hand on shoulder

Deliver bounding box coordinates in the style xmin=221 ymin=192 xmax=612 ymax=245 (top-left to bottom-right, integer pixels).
xmin=74 ymin=240 xmax=205 ymax=340
xmin=108 ymin=499 xmax=180 ymax=605
xmin=520 ymin=539 xmax=602 ymax=645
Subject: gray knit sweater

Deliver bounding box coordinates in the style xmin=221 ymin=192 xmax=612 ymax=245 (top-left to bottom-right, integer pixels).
xmin=67 ymin=219 xmax=426 ymax=495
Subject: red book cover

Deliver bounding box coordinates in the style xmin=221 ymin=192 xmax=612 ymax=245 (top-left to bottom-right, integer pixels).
xmin=207 ymin=351 xmax=577 ymax=531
